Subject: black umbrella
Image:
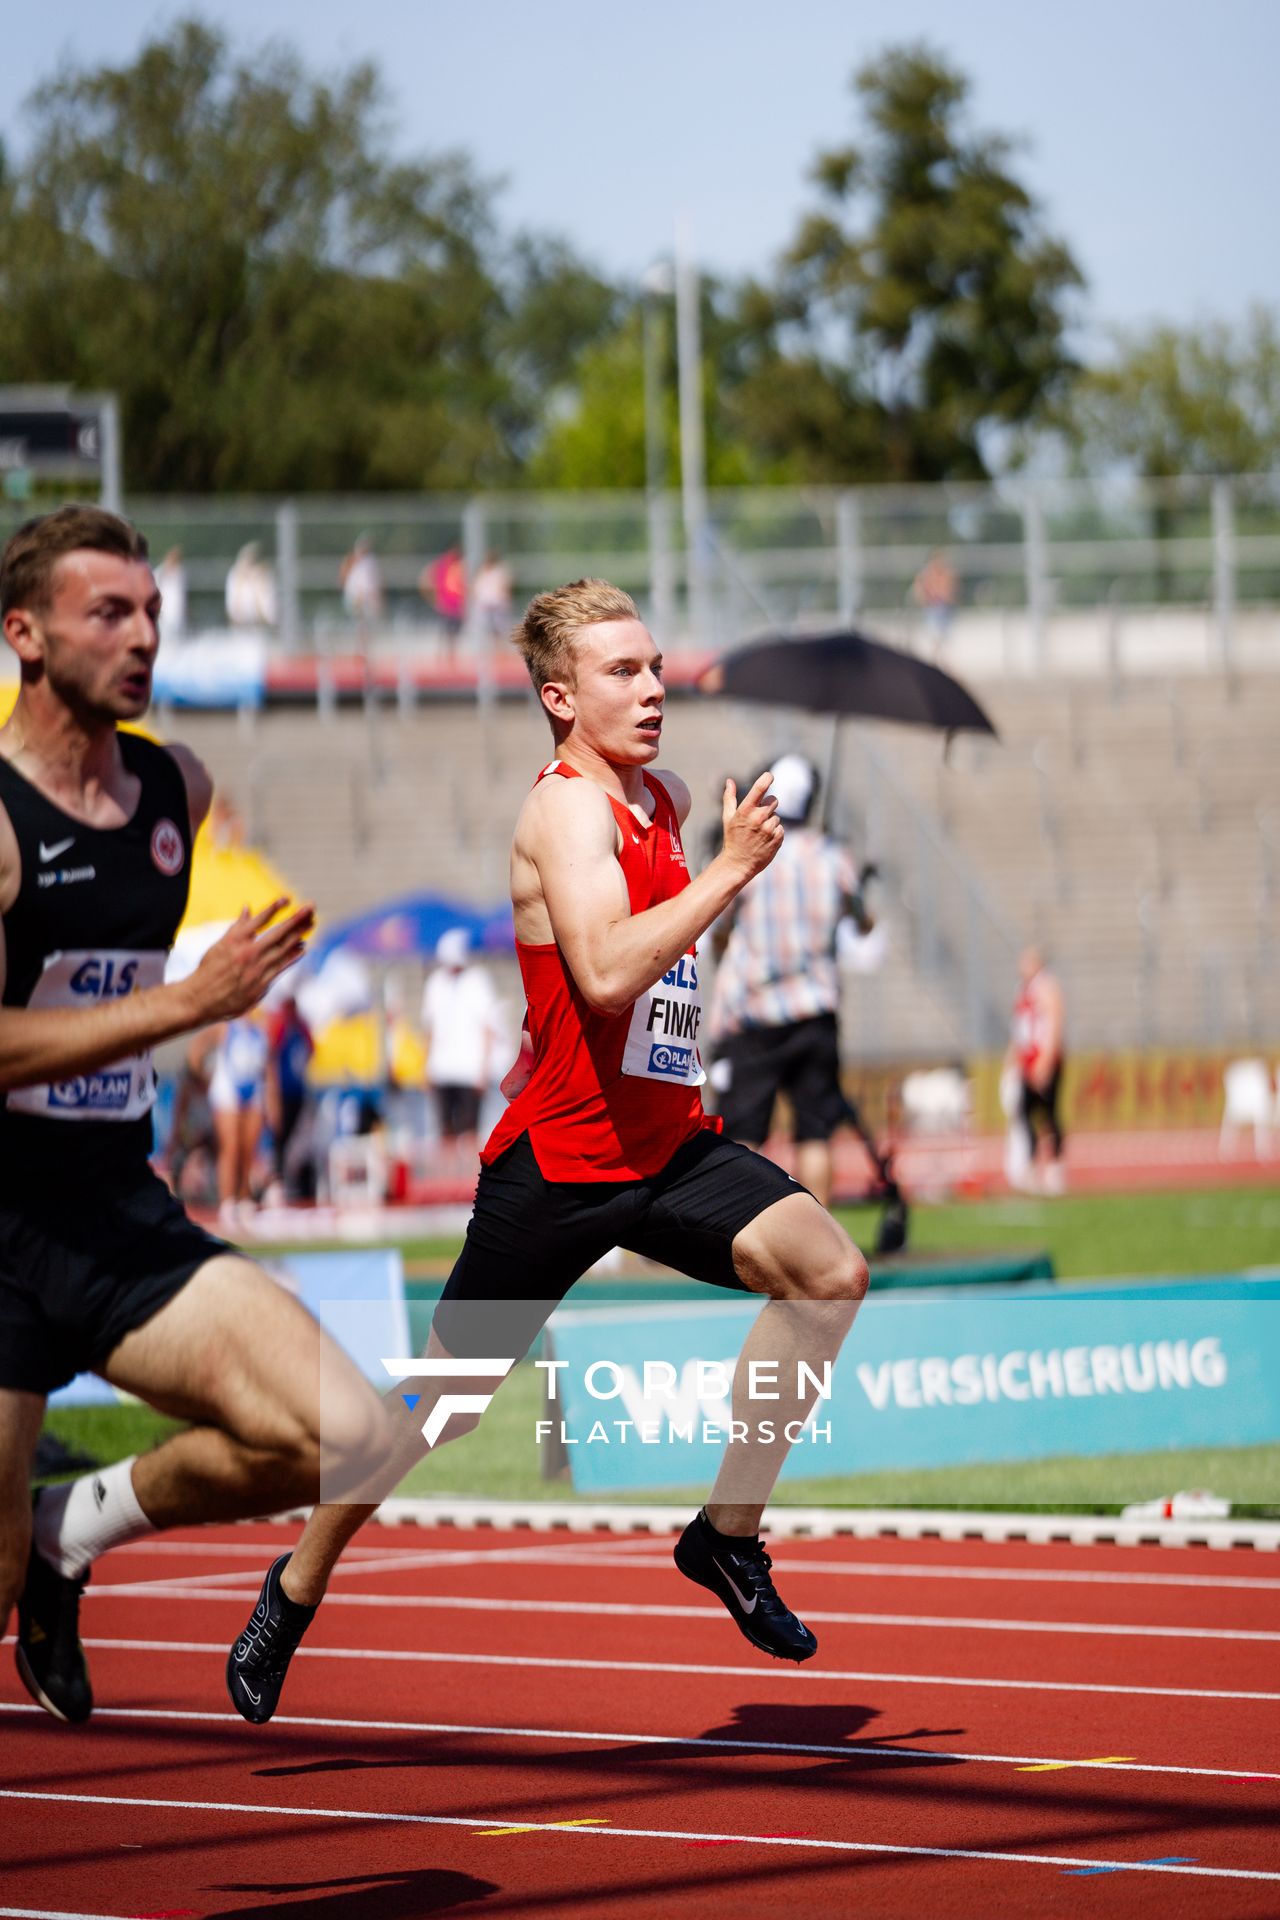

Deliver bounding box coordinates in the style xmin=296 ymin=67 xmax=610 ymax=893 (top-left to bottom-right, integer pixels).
xmin=699 ymin=628 xmax=997 ymax=738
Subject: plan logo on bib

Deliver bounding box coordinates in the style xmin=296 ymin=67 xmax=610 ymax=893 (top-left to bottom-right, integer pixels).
xmin=649 ymin=1042 xmax=695 ymax=1078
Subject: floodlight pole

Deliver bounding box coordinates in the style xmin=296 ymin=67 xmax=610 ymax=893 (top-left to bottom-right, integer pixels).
xmin=642 ymin=260 xmax=676 ymax=640
xmin=97 ymin=394 xmax=123 ymax=513
xmin=675 ymin=218 xmax=713 ymax=645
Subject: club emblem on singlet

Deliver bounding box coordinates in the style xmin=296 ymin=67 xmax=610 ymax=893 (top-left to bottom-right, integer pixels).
xmin=150 ymin=818 xmax=184 ymax=876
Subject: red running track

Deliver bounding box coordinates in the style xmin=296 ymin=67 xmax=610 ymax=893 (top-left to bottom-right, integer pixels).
xmin=2 ymin=1523 xmax=1279 ymax=1919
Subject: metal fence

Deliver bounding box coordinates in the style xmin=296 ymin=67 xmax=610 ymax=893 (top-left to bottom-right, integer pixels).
xmin=6 ymin=472 xmax=1276 ymax=663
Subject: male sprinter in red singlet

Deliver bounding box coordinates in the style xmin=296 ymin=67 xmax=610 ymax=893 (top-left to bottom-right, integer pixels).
xmin=227 ymin=579 xmax=869 ymax=1722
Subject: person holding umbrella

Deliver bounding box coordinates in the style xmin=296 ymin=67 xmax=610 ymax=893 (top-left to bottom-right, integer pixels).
xmin=708 ymin=754 xmax=874 ymax=1211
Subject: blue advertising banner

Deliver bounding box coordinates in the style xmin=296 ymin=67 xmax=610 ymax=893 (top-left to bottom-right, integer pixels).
xmin=544 ymin=1278 xmax=1280 ymax=1496
xmin=151 ymin=633 xmax=266 ymax=709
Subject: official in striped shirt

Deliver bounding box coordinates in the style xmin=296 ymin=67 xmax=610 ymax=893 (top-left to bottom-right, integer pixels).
xmin=709 ymin=754 xmax=873 ymax=1206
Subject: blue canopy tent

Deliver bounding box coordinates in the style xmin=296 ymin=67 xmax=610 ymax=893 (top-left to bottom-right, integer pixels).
xmin=308 ymin=894 xmax=515 ymax=967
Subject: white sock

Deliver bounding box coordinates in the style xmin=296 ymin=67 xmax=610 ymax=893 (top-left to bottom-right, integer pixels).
xmin=34 ymin=1456 xmax=155 ymax=1578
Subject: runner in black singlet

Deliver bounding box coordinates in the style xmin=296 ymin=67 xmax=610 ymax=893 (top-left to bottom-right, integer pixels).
xmin=0 ymin=505 xmax=386 ymax=1725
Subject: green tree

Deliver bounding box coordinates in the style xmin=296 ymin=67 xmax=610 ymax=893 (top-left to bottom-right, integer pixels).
xmin=529 ymin=288 xmax=785 ymax=491
xmin=732 ymin=46 xmax=1083 ymax=482
xmin=0 ymin=20 xmax=613 ymax=493
xmin=1064 ymin=308 xmax=1280 ymax=477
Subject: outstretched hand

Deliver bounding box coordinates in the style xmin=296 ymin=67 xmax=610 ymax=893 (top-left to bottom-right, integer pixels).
xmin=720 ymin=771 xmax=783 ymax=883
xmin=187 ymin=898 xmax=316 ymax=1022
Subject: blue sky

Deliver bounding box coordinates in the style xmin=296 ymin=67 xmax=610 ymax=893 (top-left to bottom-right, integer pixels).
xmin=4 ymin=0 xmax=1275 ymax=342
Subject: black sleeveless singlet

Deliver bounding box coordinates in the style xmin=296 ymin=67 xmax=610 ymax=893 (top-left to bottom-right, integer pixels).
xmin=0 ymin=732 xmax=192 ymax=1174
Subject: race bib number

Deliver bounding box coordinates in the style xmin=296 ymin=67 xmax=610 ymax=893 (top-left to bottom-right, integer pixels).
xmin=6 ymin=948 xmax=166 ymax=1122
xmin=620 ymin=951 xmax=706 ymax=1086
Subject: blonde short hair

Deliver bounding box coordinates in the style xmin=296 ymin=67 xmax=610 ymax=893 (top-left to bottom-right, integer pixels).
xmin=513 ymin=578 xmax=640 ymax=694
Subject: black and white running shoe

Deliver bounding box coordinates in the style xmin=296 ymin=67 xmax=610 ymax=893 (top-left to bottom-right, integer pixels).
xmin=226 ymin=1554 xmax=316 ymax=1724
xmin=674 ymin=1509 xmax=817 ymax=1663
xmin=16 ymin=1507 xmax=93 ymax=1724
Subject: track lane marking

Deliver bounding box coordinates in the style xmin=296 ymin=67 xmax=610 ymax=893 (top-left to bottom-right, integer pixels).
xmin=1 ymin=1789 xmax=1277 ymax=1882
xmin=475 ymin=1817 xmax=610 ymax=1835
xmin=0 ymin=1909 xmax=145 ymax=1919
xmin=560 ymin=1554 xmax=1280 ymax=1592
xmin=1 ymin=1701 xmax=1272 ymax=1782
xmin=108 ymin=1537 xmax=654 ymax=1570
xmin=98 ymin=1540 xmax=1280 ymax=1587
xmin=15 ymin=1635 xmax=1279 ymax=1701
xmin=77 ymin=1586 xmax=1280 ymax=1642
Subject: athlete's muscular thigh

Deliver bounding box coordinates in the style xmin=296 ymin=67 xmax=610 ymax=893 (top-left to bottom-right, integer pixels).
xmin=100 ymin=1254 xmax=329 ymax=1446
xmin=0 ymin=1389 xmax=45 ymax=1611
xmin=731 ymin=1191 xmax=868 ymax=1303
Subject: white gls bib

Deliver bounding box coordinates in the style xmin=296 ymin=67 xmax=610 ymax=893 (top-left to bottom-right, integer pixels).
xmin=620 ymin=950 xmax=706 ymax=1086
xmin=6 ymin=947 xmax=166 ymax=1121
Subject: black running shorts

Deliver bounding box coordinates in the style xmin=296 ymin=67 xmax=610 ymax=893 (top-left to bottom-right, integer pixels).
xmin=715 ymin=1012 xmax=850 ymax=1144
xmin=0 ymin=1156 xmax=228 ymax=1394
xmin=433 ymin=1128 xmax=804 ymax=1360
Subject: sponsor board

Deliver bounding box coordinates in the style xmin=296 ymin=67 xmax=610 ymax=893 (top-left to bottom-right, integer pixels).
xmin=544 ymin=1279 xmax=1280 ymax=1494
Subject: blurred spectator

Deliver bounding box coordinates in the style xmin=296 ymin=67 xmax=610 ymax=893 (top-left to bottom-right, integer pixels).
xmin=911 ymin=548 xmax=958 ymax=659
xmin=160 ymin=1028 xmax=217 ymax=1206
xmin=155 ymin=546 xmax=188 ymax=641
xmin=1007 ymin=945 xmax=1067 ymax=1194
xmin=208 ymin=1011 xmax=271 ymax=1229
xmin=225 ymin=542 xmax=277 ymax=629
xmin=265 ymin=991 xmax=315 ymax=1203
xmin=339 ymin=535 xmax=385 ymax=628
xmin=419 ymin=546 xmax=466 ymax=652
xmin=421 ymin=927 xmax=505 ymax=1167
xmin=472 ymin=550 xmax=513 ymax=642
xmin=708 ymin=754 xmax=873 ymax=1209
xmin=208 ymin=792 xmax=246 ymax=850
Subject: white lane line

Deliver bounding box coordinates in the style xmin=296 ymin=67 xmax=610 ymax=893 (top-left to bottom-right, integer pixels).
xmin=1 ymin=1788 xmax=1276 ymax=1882
xmin=107 ymin=1538 xmax=653 ymax=1573
xmin=95 ymin=1552 xmax=485 ymax=1593
xmin=546 ymin=1553 xmax=1280 ymax=1593
xmin=1 ymin=1700 xmax=1271 ymax=1783
xmin=79 ymin=1585 xmax=1280 ymax=1642
xmin=0 ymin=1908 xmax=137 ymax=1919
xmin=39 ymin=1636 xmax=1280 ymax=1702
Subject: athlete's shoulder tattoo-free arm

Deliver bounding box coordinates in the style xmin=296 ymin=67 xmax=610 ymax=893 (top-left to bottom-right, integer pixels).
xmin=523 ymin=777 xmax=631 ymax=1013
xmin=525 ymin=772 xmax=780 ymax=1017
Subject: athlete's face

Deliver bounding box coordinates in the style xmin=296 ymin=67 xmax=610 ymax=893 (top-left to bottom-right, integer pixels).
xmin=547 ymin=618 xmax=664 ymax=764
xmin=13 ymin=550 xmax=161 ymax=724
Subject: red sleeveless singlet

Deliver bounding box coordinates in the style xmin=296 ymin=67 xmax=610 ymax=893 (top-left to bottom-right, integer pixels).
xmin=481 ymin=760 xmax=713 ymax=1180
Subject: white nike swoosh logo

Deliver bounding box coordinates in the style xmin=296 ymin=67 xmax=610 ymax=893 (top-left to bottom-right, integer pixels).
xmin=242 ymin=1683 xmax=262 ymax=1704
xmin=40 ymin=837 xmax=75 ymax=862
xmin=714 ymin=1558 xmax=758 ymax=1614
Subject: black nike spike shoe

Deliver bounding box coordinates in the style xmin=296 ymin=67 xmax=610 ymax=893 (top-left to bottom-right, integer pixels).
xmin=16 ymin=1513 xmax=93 ymax=1724
xmin=225 ymin=1554 xmax=316 ymax=1724
xmin=674 ymin=1509 xmax=818 ymax=1663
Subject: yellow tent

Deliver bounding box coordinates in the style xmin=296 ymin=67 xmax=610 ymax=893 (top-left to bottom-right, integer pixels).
xmin=181 ymin=821 xmax=297 ymax=932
